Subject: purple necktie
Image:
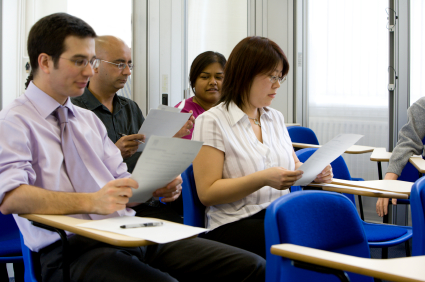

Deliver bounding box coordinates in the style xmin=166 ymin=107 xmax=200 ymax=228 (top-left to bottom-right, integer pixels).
xmin=56 ymin=106 xmax=119 ymax=220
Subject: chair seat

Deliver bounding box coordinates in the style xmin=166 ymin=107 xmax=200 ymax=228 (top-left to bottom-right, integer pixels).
xmin=0 ymin=238 xmax=22 ymax=256
xmin=363 ymin=223 xmax=408 ymax=242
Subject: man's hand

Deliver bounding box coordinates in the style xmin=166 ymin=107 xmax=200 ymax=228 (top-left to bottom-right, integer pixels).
xmin=376 ymin=172 xmax=399 ymax=217
xmin=115 ymin=134 xmax=145 ymax=159
xmin=174 ymin=111 xmax=195 ymax=138
xmin=152 ymin=176 xmax=182 ymax=203
xmin=91 ymin=178 xmax=139 ymax=215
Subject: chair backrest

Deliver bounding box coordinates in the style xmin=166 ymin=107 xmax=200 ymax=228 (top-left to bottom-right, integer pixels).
xmin=295 ymin=148 xmax=356 ymax=205
xmin=398 ymin=137 xmax=425 ymax=182
xmin=265 ymin=190 xmax=372 ymax=282
xmin=287 ymin=126 xmax=320 ymax=145
xmin=410 ymin=176 xmax=425 ymax=256
xmin=20 ymin=232 xmax=41 ymax=281
xmin=181 ymin=164 xmax=205 ymax=227
xmin=0 ymin=213 xmax=23 ymax=263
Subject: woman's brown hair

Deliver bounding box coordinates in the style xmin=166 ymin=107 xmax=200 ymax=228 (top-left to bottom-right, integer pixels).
xmin=219 ymin=36 xmax=289 ymax=109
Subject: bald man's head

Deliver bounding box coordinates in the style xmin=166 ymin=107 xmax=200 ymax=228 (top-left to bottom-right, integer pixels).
xmin=89 ymin=35 xmax=132 ymax=96
xmin=95 ymin=36 xmax=129 ymax=59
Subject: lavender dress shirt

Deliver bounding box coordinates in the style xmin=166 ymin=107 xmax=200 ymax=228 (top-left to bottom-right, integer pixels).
xmin=0 ymin=82 xmax=135 ymax=251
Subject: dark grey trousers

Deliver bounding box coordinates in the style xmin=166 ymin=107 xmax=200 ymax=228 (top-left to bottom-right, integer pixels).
xmin=39 ymin=235 xmax=265 ymax=282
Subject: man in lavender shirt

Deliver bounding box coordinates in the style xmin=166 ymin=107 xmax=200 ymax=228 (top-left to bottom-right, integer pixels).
xmin=0 ymin=13 xmax=264 ymax=282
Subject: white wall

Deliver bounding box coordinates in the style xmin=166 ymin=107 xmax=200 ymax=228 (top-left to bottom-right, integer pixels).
xmin=1 ymin=0 xmax=67 ymax=108
xmin=2 ymin=0 xmax=20 ymax=108
xmin=146 ymin=0 xmax=185 ymax=112
xmin=249 ymin=0 xmax=295 ymax=122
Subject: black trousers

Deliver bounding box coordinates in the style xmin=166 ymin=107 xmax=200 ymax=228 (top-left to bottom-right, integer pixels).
xmin=39 ymin=235 xmax=265 ymax=282
xmin=203 ymin=210 xmax=267 ymax=259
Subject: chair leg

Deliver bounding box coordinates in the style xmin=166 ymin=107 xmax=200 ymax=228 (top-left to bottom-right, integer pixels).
xmin=13 ymin=262 xmax=24 ymax=282
xmin=382 ymin=247 xmax=388 ymax=259
xmin=1 ymin=263 xmax=9 ymax=282
xmin=357 ymin=195 xmax=364 ymax=221
xmin=405 ymin=240 xmax=411 ymax=257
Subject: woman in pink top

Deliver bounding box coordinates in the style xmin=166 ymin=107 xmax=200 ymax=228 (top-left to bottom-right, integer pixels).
xmin=175 ymin=51 xmax=226 ymax=139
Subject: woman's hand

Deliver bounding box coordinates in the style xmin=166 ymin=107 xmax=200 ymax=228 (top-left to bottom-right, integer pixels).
xmin=313 ymin=165 xmax=333 ymax=183
xmin=263 ymin=167 xmax=303 ymax=190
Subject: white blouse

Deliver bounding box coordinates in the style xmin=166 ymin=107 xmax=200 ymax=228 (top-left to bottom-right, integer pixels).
xmin=192 ymin=101 xmax=295 ymax=230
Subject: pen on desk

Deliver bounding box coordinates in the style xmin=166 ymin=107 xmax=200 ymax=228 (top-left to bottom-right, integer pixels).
xmin=119 ymin=133 xmax=145 ymax=144
xmin=120 ymin=222 xmax=163 ymax=229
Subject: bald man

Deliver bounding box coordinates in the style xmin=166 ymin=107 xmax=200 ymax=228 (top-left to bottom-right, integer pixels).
xmin=72 ymin=36 xmax=189 ymax=222
xmin=72 ymin=36 xmax=193 ymax=173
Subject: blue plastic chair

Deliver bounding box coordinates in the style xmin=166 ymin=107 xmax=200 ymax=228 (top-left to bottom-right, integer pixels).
xmin=296 ymin=148 xmax=412 ymax=258
xmin=410 ymin=176 xmax=425 ymax=256
xmin=265 ymin=190 xmax=373 ymax=282
xmin=287 ymin=126 xmax=319 ymax=145
xmin=19 ymin=233 xmax=39 ymax=281
xmin=0 ymin=213 xmax=24 ymax=281
xmin=181 ymin=164 xmax=205 ymax=228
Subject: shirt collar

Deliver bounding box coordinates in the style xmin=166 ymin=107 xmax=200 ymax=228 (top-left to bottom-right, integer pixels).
xmin=81 ymin=87 xmax=128 ymax=114
xmin=25 ymin=82 xmax=77 ymax=119
xmin=226 ymin=101 xmax=272 ymax=126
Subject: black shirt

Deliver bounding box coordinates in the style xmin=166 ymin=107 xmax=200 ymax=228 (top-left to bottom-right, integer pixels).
xmin=71 ymin=87 xmax=145 ymax=173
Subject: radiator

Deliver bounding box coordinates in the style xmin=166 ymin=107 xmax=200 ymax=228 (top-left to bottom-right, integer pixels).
xmin=308 ymin=106 xmax=389 ymax=180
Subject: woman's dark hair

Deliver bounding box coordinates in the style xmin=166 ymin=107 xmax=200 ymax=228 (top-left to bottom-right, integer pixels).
xmin=189 ymin=51 xmax=226 ymax=93
xmin=25 ymin=13 xmax=96 ymax=89
xmin=219 ymin=36 xmax=289 ymax=109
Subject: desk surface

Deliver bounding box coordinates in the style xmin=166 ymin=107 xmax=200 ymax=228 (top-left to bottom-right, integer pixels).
xmin=308 ymin=178 xmax=412 ymax=199
xmin=271 ymin=244 xmax=425 ymax=282
xmin=370 ymin=148 xmax=425 ymax=173
xmin=20 ymin=214 xmax=155 ymax=247
xmin=292 ymin=143 xmax=375 ymax=154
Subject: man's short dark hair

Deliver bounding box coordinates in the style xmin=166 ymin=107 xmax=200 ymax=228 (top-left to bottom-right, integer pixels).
xmin=25 ymin=13 xmax=96 ymax=89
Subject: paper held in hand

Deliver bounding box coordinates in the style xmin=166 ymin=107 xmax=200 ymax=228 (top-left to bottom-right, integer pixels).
xmin=129 ymin=135 xmax=203 ymax=203
xmin=136 ymin=105 xmax=192 ymax=151
xmin=294 ymin=134 xmax=363 ymax=186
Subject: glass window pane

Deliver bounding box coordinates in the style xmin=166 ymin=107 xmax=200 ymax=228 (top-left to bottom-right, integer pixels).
xmin=307 ymin=0 xmax=389 ymax=181
xmin=410 ymin=0 xmax=425 ymax=106
xmin=187 ymin=0 xmax=247 ymax=94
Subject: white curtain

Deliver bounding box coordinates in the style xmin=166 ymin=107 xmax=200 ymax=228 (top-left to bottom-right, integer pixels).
xmin=187 ymin=0 xmax=247 ymax=94
xmin=410 ymin=0 xmax=425 ymax=106
xmin=307 ymin=0 xmax=389 ymax=180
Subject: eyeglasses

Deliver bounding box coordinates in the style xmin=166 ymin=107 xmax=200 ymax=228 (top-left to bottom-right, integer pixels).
xmin=269 ymin=75 xmax=287 ymax=84
xmin=60 ymin=57 xmax=100 ymax=68
xmin=100 ymin=60 xmax=133 ymax=70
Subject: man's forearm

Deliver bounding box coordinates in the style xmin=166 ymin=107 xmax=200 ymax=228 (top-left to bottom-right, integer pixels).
xmin=0 ymin=184 xmax=93 ymax=215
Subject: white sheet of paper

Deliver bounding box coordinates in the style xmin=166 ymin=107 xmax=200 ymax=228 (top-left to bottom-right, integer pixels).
xmin=130 ymin=135 xmax=203 ymax=203
xmin=294 ymin=134 xmax=363 ymax=186
xmin=77 ymin=216 xmax=208 ymax=244
xmin=137 ymin=109 xmax=192 ymax=151
xmin=157 ymin=105 xmax=182 ymax=113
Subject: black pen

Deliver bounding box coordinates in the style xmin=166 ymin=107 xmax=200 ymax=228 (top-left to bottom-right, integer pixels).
xmin=120 ymin=222 xmax=163 ymax=229
xmin=119 ymin=133 xmax=145 ymax=144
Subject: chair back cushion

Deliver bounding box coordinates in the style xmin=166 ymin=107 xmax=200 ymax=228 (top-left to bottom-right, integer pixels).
xmin=411 ymin=176 xmax=425 ymax=256
xmin=287 ymin=126 xmax=320 ymax=145
xmin=182 ymin=164 xmax=206 ymax=227
xmin=0 ymin=213 xmax=22 ymax=259
xmin=265 ymin=191 xmax=372 ymax=282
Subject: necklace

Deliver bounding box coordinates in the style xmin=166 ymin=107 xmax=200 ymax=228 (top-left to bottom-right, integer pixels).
xmin=248 ymin=117 xmax=261 ymax=127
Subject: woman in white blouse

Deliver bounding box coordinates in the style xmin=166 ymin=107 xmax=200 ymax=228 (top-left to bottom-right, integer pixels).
xmin=192 ymin=36 xmax=332 ymax=258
